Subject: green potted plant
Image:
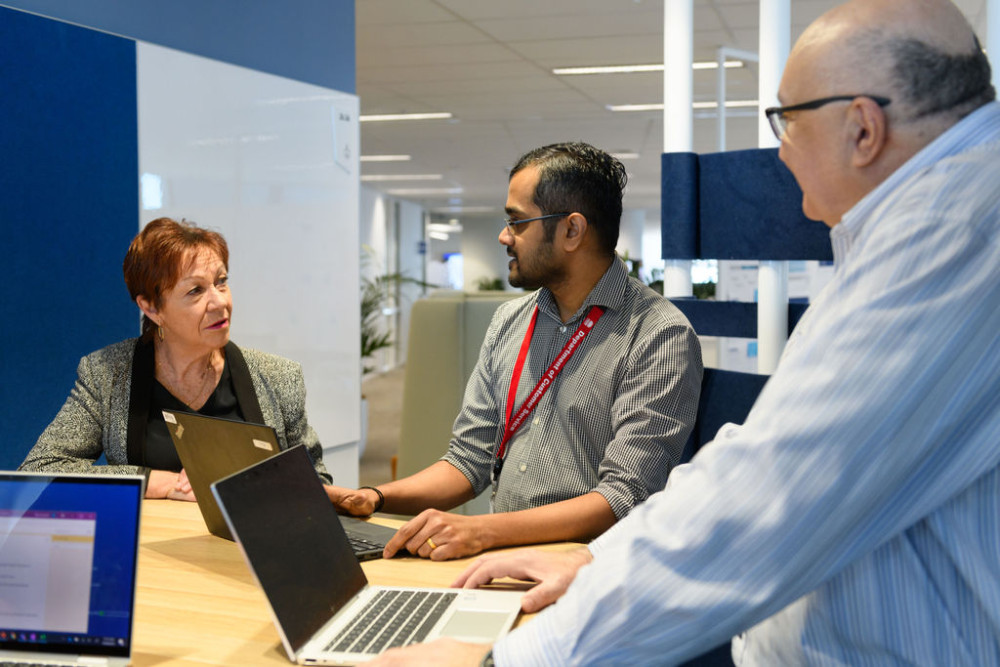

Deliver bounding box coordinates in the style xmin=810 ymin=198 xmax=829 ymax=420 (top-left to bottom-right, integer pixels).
xmin=360 ymin=248 xmax=435 ymax=374
xmin=358 ymin=248 xmax=434 ymax=456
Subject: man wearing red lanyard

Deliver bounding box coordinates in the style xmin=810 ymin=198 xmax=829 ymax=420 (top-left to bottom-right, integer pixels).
xmin=328 ymin=142 xmax=702 ymax=561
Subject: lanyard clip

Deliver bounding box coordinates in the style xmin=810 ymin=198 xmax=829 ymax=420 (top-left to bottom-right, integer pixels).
xmin=492 ymin=456 xmax=505 ymax=482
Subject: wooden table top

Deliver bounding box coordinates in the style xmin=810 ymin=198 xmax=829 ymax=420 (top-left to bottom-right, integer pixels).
xmin=132 ymin=499 xmax=578 ymax=665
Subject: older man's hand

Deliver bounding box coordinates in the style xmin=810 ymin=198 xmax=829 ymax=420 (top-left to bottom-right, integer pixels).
xmin=359 ymin=638 xmax=490 ymax=666
xmin=453 ymin=547 xmax=593 ymax=613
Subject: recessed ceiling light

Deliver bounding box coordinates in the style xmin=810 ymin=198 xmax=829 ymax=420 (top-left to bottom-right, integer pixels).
xmin=360 ymin=174 xmax=443 ymax=182
xmin=553 ymin=60 xmax=743 ymax=75
xmin=692 ymin=100 xmax=759 ymax=109
xmin=360 ymin=155 xmax=412 ymax=162
xmin=360 ymin=112 xmax=453 ymax=122
xmin=428 ymin=223 xmax=463 ymax=233
xmin=387 ymin=187 xmax=464 ymax=196
xmin=431 ymin=206 xmax=498 ymax=214
xmin=606 ymin=103 xmax=664 ymax=112
xmin=607 ymin=100 xmax=758 ymax=112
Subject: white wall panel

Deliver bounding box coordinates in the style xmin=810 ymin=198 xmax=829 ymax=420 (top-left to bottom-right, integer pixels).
xmin=137 ymin=43 xmax=361 ymax=486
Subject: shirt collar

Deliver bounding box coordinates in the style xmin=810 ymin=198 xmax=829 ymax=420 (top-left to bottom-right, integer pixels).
xmin=536 ymin=256 xmax=627 ymax=323
xmin=831 ymin=102 xmax=1000 ymax=263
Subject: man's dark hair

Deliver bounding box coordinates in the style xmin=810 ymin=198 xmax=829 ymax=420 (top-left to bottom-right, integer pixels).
xmin=510 ymin=142 xmax=628 ymax=256
xmin=887 ymin=34 xmax=995 ymax=119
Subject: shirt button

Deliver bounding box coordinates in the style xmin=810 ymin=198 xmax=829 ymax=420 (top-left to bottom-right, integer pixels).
xmin=559 ymin=325 xmax=567 ymax=333
xmin=519 ymin=463 xmax=527 ymax=472
xmin=533 ymin=417 xmax=539 ymax=425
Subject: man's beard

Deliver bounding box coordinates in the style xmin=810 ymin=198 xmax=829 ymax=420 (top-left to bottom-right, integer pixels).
xmin=507 ymin=241 xmax=562 ymax=289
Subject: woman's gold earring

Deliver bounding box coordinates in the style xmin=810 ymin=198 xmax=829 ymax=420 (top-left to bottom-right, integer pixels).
xmin=157 ymin=326 xmax=164 ymax=342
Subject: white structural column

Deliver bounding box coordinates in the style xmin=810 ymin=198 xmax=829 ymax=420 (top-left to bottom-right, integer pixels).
xmin=618 ymin=209 xmax=646 ymax=264
xmin=662 ymin=0 xmax=694 ymax=298
xmin=990 ymin=0 xmax=999 ymax=90
xmin=756 ymin=0 xmax=791 ymax=373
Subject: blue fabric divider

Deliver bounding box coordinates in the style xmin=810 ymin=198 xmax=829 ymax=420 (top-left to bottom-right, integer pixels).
xmin=0 ymin=8 xmax=138 ymax=469
xmin=661 ymin=151 xmax=699 ymax=259
xmin=682 ymin=368 xmax=770 ymax=462
xmin=671 ymin=299 xmax=812 ymax=339
xmin=672 ymin=300 xmax=757 ymax=338
xmin=662 ymin=148 xmax=833 ymax=261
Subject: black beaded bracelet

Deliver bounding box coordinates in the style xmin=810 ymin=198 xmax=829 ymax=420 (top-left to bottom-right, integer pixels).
xmin=359 ymin=485 xmax=385 ymax=514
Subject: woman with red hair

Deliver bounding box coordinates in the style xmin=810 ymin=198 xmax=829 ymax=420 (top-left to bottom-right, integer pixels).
xmin=20 ymin=217 xmax=331 ymax=499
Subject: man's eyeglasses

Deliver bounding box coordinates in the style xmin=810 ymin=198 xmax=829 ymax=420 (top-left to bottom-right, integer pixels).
xmin=503 ymin=213 xmax=570 ymax=237
xmin=765 ymin=95 xmax=891 ymax=140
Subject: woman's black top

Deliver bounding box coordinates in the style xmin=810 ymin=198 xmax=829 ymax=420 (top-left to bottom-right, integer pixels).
xmin=142 ymin=357 xmax=244 ymax=471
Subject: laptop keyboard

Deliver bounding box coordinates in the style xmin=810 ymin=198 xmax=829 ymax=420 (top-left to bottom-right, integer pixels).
xmin=325 ymin=589 xmax=458 ymax=654
xmin=348 ymin=535 xmax=384 ymax=554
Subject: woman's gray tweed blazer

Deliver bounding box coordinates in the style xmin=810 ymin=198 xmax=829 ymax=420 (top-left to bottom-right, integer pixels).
xmin=19 ymin=337 xmax=332 ymax=483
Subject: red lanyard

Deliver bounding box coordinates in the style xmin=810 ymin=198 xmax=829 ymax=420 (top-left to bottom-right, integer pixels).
xmin=494 ymin=304 xmax=605 ymax=478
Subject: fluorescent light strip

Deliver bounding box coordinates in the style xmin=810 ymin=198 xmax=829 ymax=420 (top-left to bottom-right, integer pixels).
xmin=607 ymin=103 xmax=663 ymax=112
xmin=361 ymin=174 xmax=443 ymax=182
xmin=387 ymin=187 xmax=464 ymax=196
xmin=554 ymin=60 xmax=743 ymax=75
xmin=608 ymin=100 xmax=758 ymax=112
xmin=360 ymin=112 xmax=453 ymax=122
xmin=360 ymin=155 xmax=412 ymax=162
xmin=428 ymin=231 xmax=450 ymax=241
xmin=431 ymin=206 xmax=497 ymax=214
xmin=693 ymin=100 xmax=759 ymax=109
xmin=611 ymin=152 xmax=640 ymax=160
xmin=428 ymin=223 xmax=463 ymax=233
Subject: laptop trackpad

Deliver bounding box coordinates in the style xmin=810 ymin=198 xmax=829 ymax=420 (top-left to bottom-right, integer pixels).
xmin=439 ymin=610 xmax=511 ymax=641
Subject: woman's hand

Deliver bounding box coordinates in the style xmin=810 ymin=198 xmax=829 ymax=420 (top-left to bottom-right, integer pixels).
xmin=146 ymin=469 xmax=197 ymax=502
xmin=324 ymin=484 xmax=379 ymax=516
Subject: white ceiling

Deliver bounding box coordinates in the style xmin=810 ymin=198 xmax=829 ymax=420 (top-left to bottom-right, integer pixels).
xmin=356 ymin=0 xmax=989 ymax=218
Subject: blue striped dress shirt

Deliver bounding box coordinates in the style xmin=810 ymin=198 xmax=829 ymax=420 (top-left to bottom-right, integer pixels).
xmin=496 ymin=102 xmax=1000 ymax=665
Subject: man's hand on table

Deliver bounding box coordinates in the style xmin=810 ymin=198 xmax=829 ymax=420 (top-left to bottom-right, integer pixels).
xmin=324 ymin=484 xmax=379 ymax=516
xmin=383 ymin=509 xmax=487 ymax=560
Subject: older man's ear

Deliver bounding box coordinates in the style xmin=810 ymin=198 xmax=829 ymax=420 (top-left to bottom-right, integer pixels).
xmin=848 ymin=97 xmax=890 ymax=168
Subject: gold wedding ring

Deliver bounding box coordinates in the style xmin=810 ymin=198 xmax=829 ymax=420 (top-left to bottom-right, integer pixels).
xmin=426 ymin=536 xmax=438 ymax=550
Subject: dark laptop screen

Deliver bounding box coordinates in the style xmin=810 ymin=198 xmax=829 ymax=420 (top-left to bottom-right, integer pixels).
xmin=0 ymin=473 xmax=143 ymax=659
xmin=212 ymin=445 xmax=367 ymax=654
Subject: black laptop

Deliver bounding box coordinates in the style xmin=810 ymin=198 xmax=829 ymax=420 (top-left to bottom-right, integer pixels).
xmin=162 ymin=409 xmax=397 ymax=559
xmin=211 ymin=445 xmax=522 ymax=664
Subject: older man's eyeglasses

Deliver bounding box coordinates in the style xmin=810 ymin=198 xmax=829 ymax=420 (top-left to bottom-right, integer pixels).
xmin=503 ymin=213 xmax=570 ymax=237
xmin=765 ymin=95 xmax=891 ymax=140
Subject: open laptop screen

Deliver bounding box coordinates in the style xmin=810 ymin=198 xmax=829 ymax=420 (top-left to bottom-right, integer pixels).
xmin=212 ymin=445 xmax=369 ymax=655
xmin=0 ymin=472 xmax=143 ymax=661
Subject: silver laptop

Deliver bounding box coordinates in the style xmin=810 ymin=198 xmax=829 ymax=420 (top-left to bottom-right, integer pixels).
xmin=0 ymin=471 xmax=144 ymax=667
xmin=211 ymin=445 xmax=523 ymax=665
xmin=163 ymin=410 xmax=397 ymax=560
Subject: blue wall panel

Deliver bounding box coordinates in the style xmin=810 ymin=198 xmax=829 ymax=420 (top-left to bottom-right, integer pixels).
xmin=0 ymin=0 xmax=355 ymax=93
xmin=0 ymin=7 xmax=138 ymax=468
